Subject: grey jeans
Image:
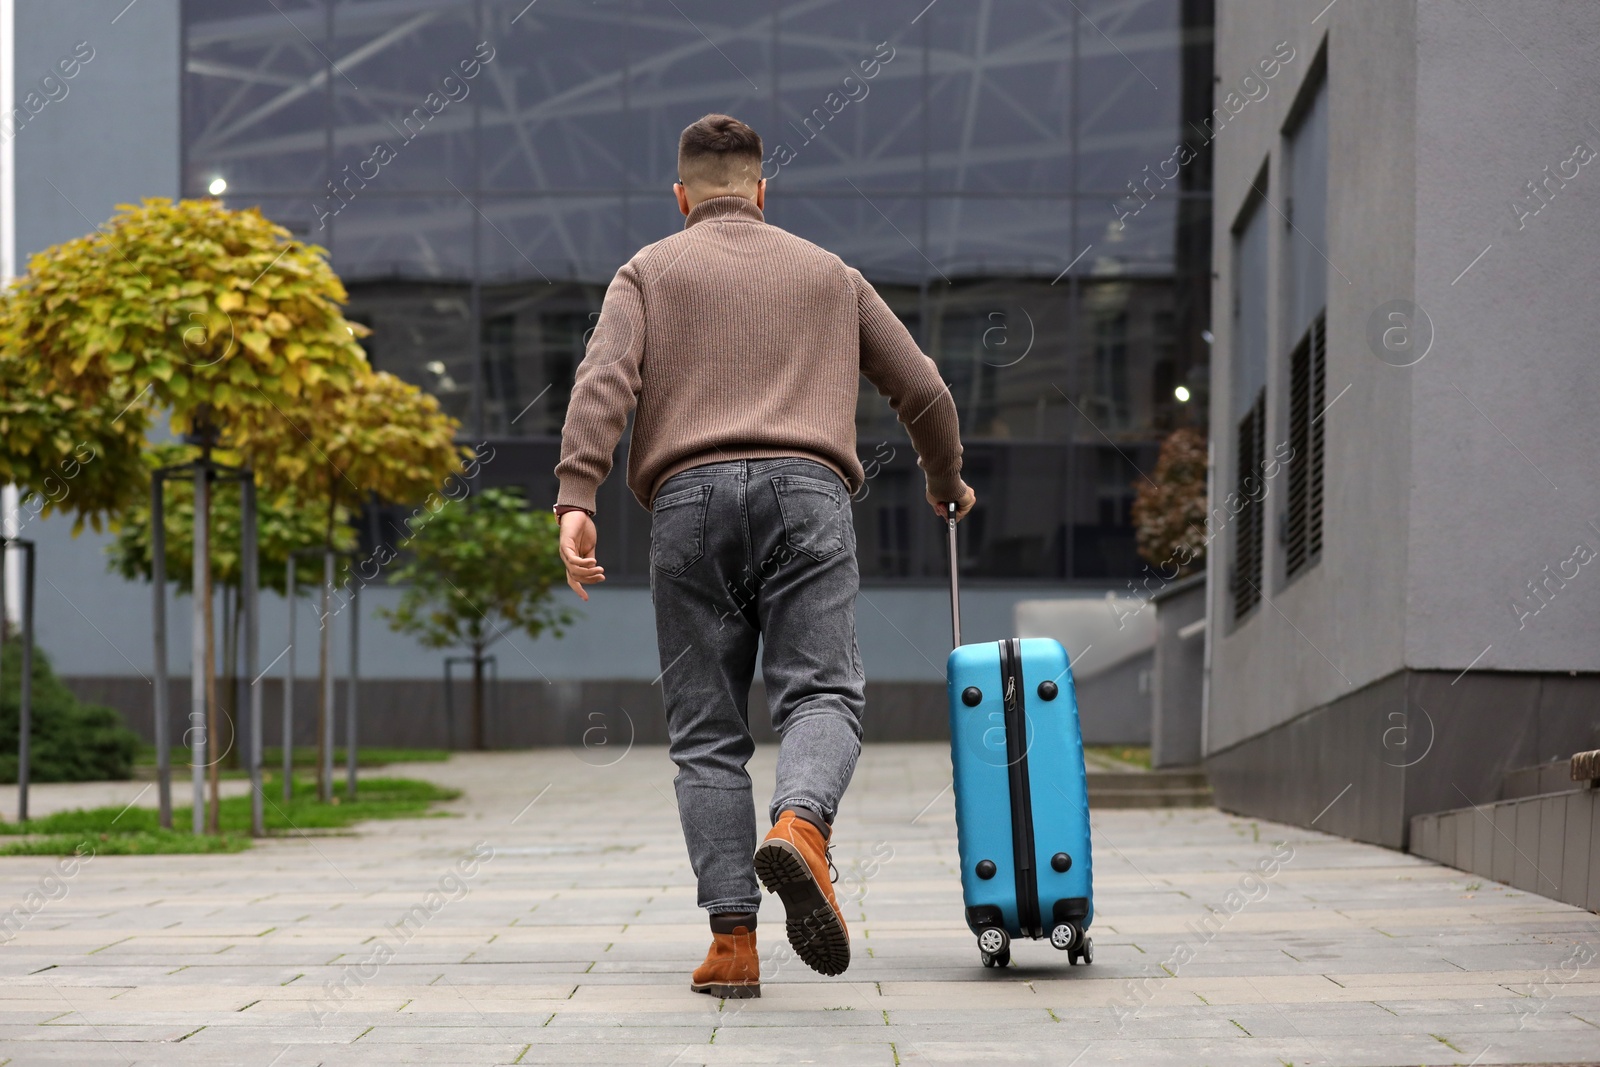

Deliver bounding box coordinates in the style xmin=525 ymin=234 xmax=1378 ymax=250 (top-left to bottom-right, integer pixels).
xmin=649 ymin=458 xmax=866 ymax=914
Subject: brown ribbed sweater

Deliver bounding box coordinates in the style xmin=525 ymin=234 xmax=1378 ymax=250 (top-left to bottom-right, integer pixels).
xmin=555 ymin=196 xmax=963 ymax=512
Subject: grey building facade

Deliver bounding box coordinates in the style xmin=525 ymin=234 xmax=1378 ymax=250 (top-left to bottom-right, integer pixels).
xmin=1203 ymin=0 xmax=1600 ymax=846
xmin=5 ymin=1 xmax=1214 ymax=749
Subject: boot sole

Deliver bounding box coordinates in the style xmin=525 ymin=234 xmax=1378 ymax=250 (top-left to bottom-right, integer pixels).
xmin=690 ymin=981 xmax=760 ymax=999
xmin=753 ymin=838 xmax=850 ymax=977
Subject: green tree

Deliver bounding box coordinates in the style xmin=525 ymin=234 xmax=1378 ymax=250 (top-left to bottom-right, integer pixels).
xmin=0 ymin=639 xmax=140 ymax=785
xmin=106 ymin=443 xmax=359 ymax=768
xmin=1131 ymin=426 xmax=1210 ymax=577
xmin=379 ymin=489 xmax=571 ymax=750
xmin=4 ymin=198 xmax=467 ymax=809
xmin=253 ymin=369 xmax=466 ymax=788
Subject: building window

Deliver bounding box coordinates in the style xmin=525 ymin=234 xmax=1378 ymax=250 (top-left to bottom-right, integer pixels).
xmin=1092 ymin=310 xmax=1131 ymax=431
xmin=1284 ymin=313 xmax=1326 ymax=577
xmin=480 ymin=313 xmax=520 ymax=434
xmin=537 ymin=312 xmax=589 ymax=432
xmin=1232 ymin=386 xmax=1267 ymax=620
xmin=1230 ymin=184 xmax=1270 ymax=623
xmin=1282 ymin=71 xmax=1329 ymax=582
xmin=876 ymin=503 xmax=913 ymax=578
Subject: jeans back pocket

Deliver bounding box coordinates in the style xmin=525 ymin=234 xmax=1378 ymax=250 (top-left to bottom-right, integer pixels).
xmin=773 ymin=473 xmax=847 ymax=561
xmin=650 ymin=484 xmax=713 ymax=577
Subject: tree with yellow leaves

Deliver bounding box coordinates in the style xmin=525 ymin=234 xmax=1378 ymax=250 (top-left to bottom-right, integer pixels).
xmin=8 ymin=198 xmax=368 ymax=441
xmin=0 ymin=260 xmax=155 ymax=535
xmin=0 ymin=348 xmax=150 ymax=537
xmin=3 ymin=197 xmax=464 ymax=813
xmin=2 ymin=197 xmax=376 ymax=825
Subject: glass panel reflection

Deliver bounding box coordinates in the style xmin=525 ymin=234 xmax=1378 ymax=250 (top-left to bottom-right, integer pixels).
xmin=184 ymin=0 xmax=330 ymax=194
xmin=181 ymin=0 xmax=1211 ymax=584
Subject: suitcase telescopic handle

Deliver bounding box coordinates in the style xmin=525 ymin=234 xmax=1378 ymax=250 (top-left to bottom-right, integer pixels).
xmin=945 ymin=501 xmax=961 ymax=649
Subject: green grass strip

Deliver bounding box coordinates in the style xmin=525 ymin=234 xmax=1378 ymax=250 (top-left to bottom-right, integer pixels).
xmin=0 ymin=776 xmax=460 ymax=855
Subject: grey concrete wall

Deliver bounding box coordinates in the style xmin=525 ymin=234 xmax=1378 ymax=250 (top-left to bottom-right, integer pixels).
xmin=67 ymin=676 xmax=953 ymax=751
xmin=12 ymin=0 xmax=179 ymax=258
xmin=1207 ymin=0 xmax=1600 ymax=765
xmin=1152 ymin=576 xmax=1205 ymax=767
xmin=1074 ymin=649 xmax=1153 ymax=746
xmin=1208 ymin=667 xmax=1600 ymax=851
xmin=1404 ymin=0 xmax=1600 ymax=674
xmin=1206 ymin=0 xmax=1417 ymax=754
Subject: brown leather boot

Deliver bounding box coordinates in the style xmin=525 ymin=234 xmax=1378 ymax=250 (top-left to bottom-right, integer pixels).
xmin=690 ymin=920 xmax=760 ymax=999
xmin=754 ymin=808 xmax=850 ymax=976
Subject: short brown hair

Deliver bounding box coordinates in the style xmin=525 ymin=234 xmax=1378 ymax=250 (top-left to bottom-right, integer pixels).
xmin=678 ymin=114 xmax=763 ymax=188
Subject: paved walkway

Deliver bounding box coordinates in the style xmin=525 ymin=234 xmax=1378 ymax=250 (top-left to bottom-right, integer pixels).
xmin=0 ymin=777 xmax=254 ymax=823
xmin=0 ymin=744 xmax=1595 ymax=1065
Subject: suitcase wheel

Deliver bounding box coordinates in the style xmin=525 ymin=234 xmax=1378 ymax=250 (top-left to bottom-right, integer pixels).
xmin=1069 ymin=935 xmax=1094 ymax=966
xmin=977 ymin=927 xmax=1010 ymax=969
xmin=980 ymin=944 xmax=1011 ymax=968
xmin=1049 ymin=923 xmax=1078 ymax=952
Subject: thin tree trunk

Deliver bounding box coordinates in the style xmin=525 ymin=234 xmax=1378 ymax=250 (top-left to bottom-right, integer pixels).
xmin=316 ymin=575 xmax=330 ymax=800
xmin=316 ymin=478 xmax=337 ymax=801
xmin=472 ymin=647 xmax=485 ymax=751
xmin=204 ymin=482 xmax=220 ymax=834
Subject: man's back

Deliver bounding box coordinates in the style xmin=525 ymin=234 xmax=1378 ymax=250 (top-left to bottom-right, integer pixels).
xmin=628 ymin=196 xmax=862 ymax=504
xmin=555 ymin=195 xmax=962 ymax=514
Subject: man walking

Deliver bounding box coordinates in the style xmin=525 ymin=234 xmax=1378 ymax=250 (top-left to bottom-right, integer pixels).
xmin=555 ymin=114 xmax=973 ymax=998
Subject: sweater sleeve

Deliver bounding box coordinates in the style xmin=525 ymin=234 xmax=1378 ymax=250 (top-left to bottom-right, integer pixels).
xmin=554 ymin=264 xmax=647 ymax=513
xmin=851 ymin=268 xmax=964 ymax=501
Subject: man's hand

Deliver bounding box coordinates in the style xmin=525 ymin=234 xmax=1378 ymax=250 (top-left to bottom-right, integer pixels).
xmin=927 ymin=481 xmax=977 ymax=522
xmin=558 ymin=510 xmax=604 ymax=601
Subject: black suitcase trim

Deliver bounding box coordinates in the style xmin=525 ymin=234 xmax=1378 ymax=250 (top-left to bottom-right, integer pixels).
xmin=1052 ymin=897 xmax=1090 ymax=925
xmin=1000 ymin=638 xmax=1043 ymax=937
xmin=965 ymin=904 xmax=1004 ymax=934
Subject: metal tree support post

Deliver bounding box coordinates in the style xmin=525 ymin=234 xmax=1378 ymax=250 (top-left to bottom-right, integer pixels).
xmin=18 ymin=542 xmax=33 ymax=824
xmin=204 ymin=500 xmax=220 ymax=835
xmin=320 ymin=549 xmax=335 ymax=803
xmin=283 ymin=552 xmax=296 ymax=802
xmin=149 ymin=455 xmax=260 ymax=836
xmin=150 ymin=474 xmax=172 ymax=828
xmin=346 ymin=580 xmax=359 ymax=799
xmin=241 ymin=474 xmax=263 ymax=837
xmin=190 ymin=465 xmax=208 ymax=836
xmin=1 ymin=539 xmax=36 ymax=822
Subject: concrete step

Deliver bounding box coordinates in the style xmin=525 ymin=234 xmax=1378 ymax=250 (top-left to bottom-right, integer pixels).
xmin=1089 ymin=785 xmax=1215 ymax=809
xmin=1411 ymin=787 xmax=1600 ymax=912
xmin=1087 ymin=769 xmax=1209 ymax=788
xmin=1086 ymin=768 xmax=1214 ymax=808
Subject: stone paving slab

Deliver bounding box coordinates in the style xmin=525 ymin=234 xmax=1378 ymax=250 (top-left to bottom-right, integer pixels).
xmin=0 ymin=743 xmax=1594 ymax=1065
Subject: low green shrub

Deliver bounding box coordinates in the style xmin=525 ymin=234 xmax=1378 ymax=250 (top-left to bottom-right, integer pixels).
xmin=0 ymin=637 xmax=140 ymax=784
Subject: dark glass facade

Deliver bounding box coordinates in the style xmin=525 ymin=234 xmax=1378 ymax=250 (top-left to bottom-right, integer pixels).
xmin=182 ymin=0 xmax=1212 ymax=583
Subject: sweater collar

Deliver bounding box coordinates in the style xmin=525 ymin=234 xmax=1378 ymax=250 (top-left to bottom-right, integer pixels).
xmin=684 ymin=195 xmax=764 ymax=229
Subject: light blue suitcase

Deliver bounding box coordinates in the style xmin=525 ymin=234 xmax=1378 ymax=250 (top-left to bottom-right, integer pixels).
xmin=942 ymin=505 xmax=1095 ymax=968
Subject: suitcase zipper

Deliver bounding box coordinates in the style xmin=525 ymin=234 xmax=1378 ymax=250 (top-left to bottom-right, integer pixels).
xmin=1001 ymin=638 xmax=1042 ymax=937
